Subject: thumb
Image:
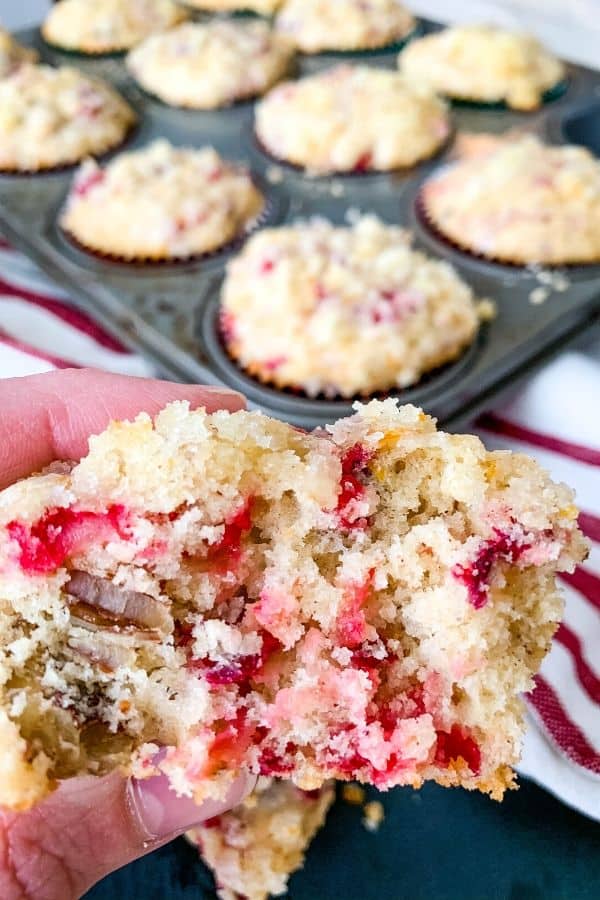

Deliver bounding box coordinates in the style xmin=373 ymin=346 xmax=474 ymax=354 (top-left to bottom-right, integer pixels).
xmin=0 ymin=770 xmax=255 ymax=900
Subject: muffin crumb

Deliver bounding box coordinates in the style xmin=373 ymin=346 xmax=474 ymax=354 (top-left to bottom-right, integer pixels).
xmin=342 ymin=783 xmax=366 ymax=806
xmin=362 ymin=800 xmax=385 ymax=832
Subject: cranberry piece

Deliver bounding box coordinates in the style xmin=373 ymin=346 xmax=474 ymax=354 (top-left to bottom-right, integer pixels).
xmin=262 ymin=356 xmax=287 ymax=372
xmin=220 ymin=311 xmax=237 ymax=344
xmin=258 ymin=742 xmax=297 ymax=776
xmin=7 ymin=504 xmax=129 ymax=575
xmin=353 ymin=152 xmax=373 ymax=172
xmin=453 ymin=528 xmax=531 ymax=609
xmin=435 ymin=725 xmax=481 ymax=775
xmin=336 ymin=571 xmax=374 ymax=648
xmin=206 ymin=709 xmax=254 ymax=773
xmin=191 ymin=629 xmax=282 ymax=689
xmin=259 ymin=259 xmax=275 ymax=275
xmin=74 ymin=169 xmax=105 ymax=198
xmin=205 ymin=499 xmax=254 ymax=571
xmin=335 ymin=444 xmax=374 ymax=530
xmin=314 ymin=282 xmax=328 ymax=302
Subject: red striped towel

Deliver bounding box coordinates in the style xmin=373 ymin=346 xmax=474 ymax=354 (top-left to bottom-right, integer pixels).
xmin=1 ymin=235 xmax=599 ymax=818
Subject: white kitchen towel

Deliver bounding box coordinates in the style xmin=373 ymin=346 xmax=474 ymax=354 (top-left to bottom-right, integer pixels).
xmin=1 ymin=235 xmax=599 ymax=819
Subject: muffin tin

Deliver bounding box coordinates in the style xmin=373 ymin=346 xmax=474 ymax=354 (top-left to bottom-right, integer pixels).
xmin=1 ymin=21 xmax=599 ymax=429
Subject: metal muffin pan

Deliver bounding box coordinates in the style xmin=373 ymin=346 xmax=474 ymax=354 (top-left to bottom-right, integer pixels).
xmin=1 ymin=22 xmax=599 ymax=429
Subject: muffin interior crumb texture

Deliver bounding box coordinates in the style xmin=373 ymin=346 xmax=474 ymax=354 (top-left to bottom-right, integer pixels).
xmin=188 ymin=778 xmax=335 ymax=900
xmin=0 ymin=400 xmax=586 ymax=811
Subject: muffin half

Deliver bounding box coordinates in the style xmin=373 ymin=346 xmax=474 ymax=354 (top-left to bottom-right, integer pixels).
xmin=0 ymin=399 xmax=586 ymax=810
xmin=188 ymin=779 xmax=335 ymax=900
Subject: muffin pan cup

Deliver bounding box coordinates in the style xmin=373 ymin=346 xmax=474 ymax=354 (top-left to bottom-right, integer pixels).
xmin=1 ymin=21 xmax=600 ymax=430
xmin=445 ymin=77 xmax=569 ymax=111
xmin=413 ymin=188 xmax=600 ymax=274
xmin=293 ymin=20 xmax=423 ymax=62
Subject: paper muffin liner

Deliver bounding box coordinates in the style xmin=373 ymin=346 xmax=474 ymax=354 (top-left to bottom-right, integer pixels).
xmin=447 ymin=78 xmax=569 ymax=111
xmin=40 ymin=31 xmax=131 ymax=58
xmin=415 ymin=187 xmax=600 ymax=269
xmin=58 ymin=181 xmax=278 ymax=268
xmin=174 ymin=2 xmax=274 ymax=19
xmin=0 ymin=120 xmax=138 ymax=177
xmin=295 ymin=21 xmax=422 ymax=58
xmin=218 ymin=307 xmax=479 ymax=402
xmin=254 ymin=124 xmax=452 ymax=178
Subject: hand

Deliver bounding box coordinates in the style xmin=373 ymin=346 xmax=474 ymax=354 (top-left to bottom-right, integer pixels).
xmin=0 ymin=369 xmax=253 ymax=900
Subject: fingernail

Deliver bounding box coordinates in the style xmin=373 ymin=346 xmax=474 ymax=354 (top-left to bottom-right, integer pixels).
xmin=128 ymin=771 xmax=255 ymax=841
xmin=198 ymin=386 xmax=244 ymax=399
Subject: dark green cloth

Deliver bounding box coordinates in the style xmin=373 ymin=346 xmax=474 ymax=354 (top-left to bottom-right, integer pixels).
xmin=87 ymin=779 xmax=600 ymax=899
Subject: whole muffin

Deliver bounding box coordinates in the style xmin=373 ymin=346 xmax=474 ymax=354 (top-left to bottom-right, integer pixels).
xmin=399 ymin=24 xmax=564 ymax=111
xmin=60 ymin=140 xmax=264 ymax=260
xmin=255 ymin=65 xmax=449 ymax=174
xmin=0 ymin=64 xmax=136 ymax=172
xmin=220 ymin=215 xmax=483 ymax=397
xmin=127 ymin=20 xmax=294 ymax=109
xmin=42 ymin=0 xmax=187 ymax=54
xmin=276 ymin=0 xmax=415 ymax=53
xmin=0 ymin=28 xmax=38 ymax=78
xmin=421 ymin=135 xmax=600 ymax=265
xmin=181 ymin=0 xmax=282 ymax=12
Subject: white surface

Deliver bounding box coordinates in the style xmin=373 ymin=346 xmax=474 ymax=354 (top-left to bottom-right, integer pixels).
xmin=1 ymin=0 xmax=50 ymax=30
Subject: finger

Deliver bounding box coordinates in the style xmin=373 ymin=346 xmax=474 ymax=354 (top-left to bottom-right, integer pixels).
xmin=0 ymin=770 xmax=255 ymax=900
xmin=0 ymin=368 xmax=245 ymax=489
